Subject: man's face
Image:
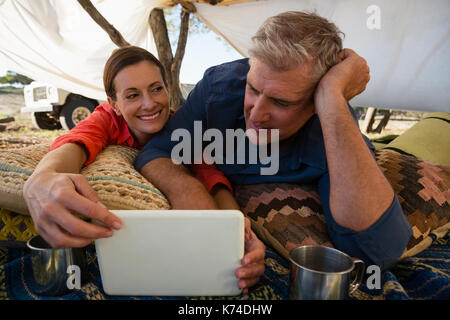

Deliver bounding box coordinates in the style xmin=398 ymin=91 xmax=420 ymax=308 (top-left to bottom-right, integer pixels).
xmin=244 ymin=58 xmax=317 ymax=145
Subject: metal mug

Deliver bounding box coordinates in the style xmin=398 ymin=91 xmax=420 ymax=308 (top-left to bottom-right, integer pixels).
xmin=26 ymin=235 xmax=87 ymax=296
xmin=289 ymin=245 xmax=365 ymax=300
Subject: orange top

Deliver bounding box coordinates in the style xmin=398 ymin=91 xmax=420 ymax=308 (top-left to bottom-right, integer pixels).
xmin=51 ymin=103 xmax=232 ymax=193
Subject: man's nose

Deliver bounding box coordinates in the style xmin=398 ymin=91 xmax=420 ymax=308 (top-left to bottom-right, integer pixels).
xmin=250 ymin=96 xmax=271 ymax=123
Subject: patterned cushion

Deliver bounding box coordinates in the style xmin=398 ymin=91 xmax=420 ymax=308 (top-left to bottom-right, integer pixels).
xmin=234 ymin=150 xmax=450 ymax=261
xmin=0 ymin=144 xmax=170 ymax=243
xmin=80 ymin=145 xmax=170 ymax=211
xmin=0 ymin=209 xmax=36 ymax=243
xmin=0 ymin=144 xmax=50 ymax=215
xmin=0 ymin=143 xmax=449 ymax=264
xmin=375 ymin=150 xmax=450 ymax=258
xmin=234 ymin=183 xmax=333 ymax=260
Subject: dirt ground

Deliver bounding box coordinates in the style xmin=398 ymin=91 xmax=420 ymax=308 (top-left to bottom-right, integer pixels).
xmin=0 ymin=87 xmax=421 ymax=150
xmin=0 ymin=88 xmax=65 ymax=149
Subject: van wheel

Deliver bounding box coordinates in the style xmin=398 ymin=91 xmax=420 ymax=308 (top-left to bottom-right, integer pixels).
xmin=59 ymin=98 xmax=97 ymax=130
xmin=31 ymin=112 xmax=62 ymax=130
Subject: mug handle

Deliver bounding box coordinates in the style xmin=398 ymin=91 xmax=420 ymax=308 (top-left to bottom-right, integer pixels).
xmin=349 ymin=258 xmax=365 ymax=294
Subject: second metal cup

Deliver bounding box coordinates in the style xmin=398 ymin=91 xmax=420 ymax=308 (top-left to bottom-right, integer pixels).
xmin=289 ymin=245 xmax=365 ymax=300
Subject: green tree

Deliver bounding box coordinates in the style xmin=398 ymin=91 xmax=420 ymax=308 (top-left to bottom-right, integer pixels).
xmin=0 ymin=71 xmax=33 ymax=85
xmin=164 ymin=6 xmax=232 ymax=52
xmin=79 ymin=0 xmax=231 ymax=110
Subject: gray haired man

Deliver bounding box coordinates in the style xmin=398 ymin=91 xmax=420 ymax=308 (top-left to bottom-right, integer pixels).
xmin=135 ymin=11 xmax=412 ymax=284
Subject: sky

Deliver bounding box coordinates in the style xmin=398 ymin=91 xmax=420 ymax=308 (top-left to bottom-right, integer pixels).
xmin=179 ymin=30 xmax=243 ymax=84
xmin=167 ymin=8 xmax=244 ymax=85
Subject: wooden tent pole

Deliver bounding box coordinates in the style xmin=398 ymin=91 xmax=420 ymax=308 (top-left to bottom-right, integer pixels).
xmin=77 ymin=0 xmax=130 ymax=47
xmin=362 ymin=107 xmax=377 ymax=134
xmin=149 ymin=4 xmax=193 ymax=110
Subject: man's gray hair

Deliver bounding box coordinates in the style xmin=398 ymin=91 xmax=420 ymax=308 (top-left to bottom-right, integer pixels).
xmin=249 ymin=11 xmax=344 ymax=81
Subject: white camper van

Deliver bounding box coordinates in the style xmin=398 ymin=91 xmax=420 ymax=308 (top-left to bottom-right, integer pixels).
xmin=21 ymin=81 xmax=101 ymax=130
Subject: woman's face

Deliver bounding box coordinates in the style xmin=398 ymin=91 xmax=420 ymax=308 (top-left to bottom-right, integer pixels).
xmin=108 ymin=60 xmax=170 ymax=146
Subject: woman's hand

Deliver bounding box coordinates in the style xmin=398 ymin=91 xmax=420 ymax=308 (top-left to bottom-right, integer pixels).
xmin=23 ymin=169 xmax=121 ymax=248
xmin=23 ymin=144 xmax=122 ymax=248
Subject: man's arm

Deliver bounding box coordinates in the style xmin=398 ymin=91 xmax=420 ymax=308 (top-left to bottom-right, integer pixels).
xmin=23 ymin=143 xmax=121 ymax=248
xmin=141 ymin=160 xmax=266 ymax=293
xmin=135 ymin=64 xmax=220 ymax=208
xmin=140 ymin=158 xmax=218 ymax=209
xmin=314 ymin=49 xmax=394 ymax=232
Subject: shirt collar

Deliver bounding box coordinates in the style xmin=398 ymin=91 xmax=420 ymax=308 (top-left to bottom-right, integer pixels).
xmin=115 ymin=114 xmax=138 ymax=148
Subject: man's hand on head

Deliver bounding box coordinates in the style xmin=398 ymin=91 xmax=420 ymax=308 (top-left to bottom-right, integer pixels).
xmin=314 ymin=48 xmax=370 ymax=113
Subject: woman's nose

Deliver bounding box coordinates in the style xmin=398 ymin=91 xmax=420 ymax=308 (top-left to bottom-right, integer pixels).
xmin=141 ymin=92 xmax=156 ymax=110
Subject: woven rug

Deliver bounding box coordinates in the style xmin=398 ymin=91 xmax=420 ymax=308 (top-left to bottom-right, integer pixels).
xmin=351 ymin=232 xmax=450 ymax=300
xmin=1 ymin=233 xmax=448 ymax=300
xmin=0 ymin=245 xmax=290 ymax=300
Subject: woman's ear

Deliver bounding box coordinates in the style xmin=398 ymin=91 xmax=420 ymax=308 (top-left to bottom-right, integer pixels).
xmin=107 ymin=97 xmax=122 ymax=116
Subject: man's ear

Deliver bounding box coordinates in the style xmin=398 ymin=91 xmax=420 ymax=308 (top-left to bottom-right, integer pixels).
xmin=107 ymin=97 xmax=121 ymax=116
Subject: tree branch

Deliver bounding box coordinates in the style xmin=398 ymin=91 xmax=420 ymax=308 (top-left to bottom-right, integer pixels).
xmin=77 ymin=0 xmax=129 ymax=47
xmin=149 ymin=8 xmax=174 ymax=67
xmin=172 ymin=8 xmax=190 ymax=73
xmin=173 ymin=0 xmax=197 ymax=13
xmin=149 ymin=8 xmax=185 ymax=110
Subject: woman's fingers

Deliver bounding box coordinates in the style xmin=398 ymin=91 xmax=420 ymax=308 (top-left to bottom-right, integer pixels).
xmin=47 ymin=202 xmax=113 ymax=240
xmin=36 ymin=216 xmax=94 ymax=248
xmin=61 ymin=174 xmax=122 ymax=230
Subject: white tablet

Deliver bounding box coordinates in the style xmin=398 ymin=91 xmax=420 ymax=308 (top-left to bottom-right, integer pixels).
xmin=94 ymin=210 xmax=245 ymax=296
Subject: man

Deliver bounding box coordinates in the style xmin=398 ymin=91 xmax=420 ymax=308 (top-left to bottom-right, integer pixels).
xmin=134 ymin=11 xmax=412 ymax=274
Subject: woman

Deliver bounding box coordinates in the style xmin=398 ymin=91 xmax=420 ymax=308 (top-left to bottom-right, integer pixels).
xmin=23 ymin=46 xmax=265 ymax=293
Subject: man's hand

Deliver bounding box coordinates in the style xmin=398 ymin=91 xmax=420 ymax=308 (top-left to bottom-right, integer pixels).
xmin=235 ymin=218 xmax=266 ymax=294
xmin=315 ymin=48 xmax=370 ymax=108
xmin=23 ymin=170 xmax=122 ymax=248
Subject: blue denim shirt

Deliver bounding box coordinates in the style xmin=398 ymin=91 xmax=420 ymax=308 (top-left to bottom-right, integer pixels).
xmin=135 ymin=58 xmax=412 ymax=271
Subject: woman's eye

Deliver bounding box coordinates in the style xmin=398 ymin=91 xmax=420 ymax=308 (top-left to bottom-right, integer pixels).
xmin=126 ymin=93 xmax=138 ymax=99
xmin=153 ymin=86 xmax=163 ymax=93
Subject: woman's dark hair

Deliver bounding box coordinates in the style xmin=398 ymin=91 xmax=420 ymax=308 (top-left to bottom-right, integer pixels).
xmin=103 ymin=45 xmax=167 ymax=100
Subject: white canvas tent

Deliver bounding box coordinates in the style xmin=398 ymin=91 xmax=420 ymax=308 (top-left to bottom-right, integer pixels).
xmin=0 ymin=0 xmax=449 ymax=112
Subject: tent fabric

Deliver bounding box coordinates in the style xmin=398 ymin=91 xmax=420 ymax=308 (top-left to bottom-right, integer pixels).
xmin=0 ymin=0 xmax=449 ymax=112
xmin=194 ymin=0 xmax=450 ymax=112
xmin=0 ymin=0 xmax=163 ymax=101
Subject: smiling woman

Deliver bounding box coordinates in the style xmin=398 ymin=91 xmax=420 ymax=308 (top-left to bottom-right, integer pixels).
xmin=22 ymin=46 xmax=190 ymax=248
xmin=107 ymin=61 xmax=170 ymax=146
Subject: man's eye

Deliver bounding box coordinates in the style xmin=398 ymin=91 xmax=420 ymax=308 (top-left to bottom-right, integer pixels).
xmin=247 ymin=84 xmax=258 ymax=95
xmin=274 ymin=100 xmax=289 ymax=107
